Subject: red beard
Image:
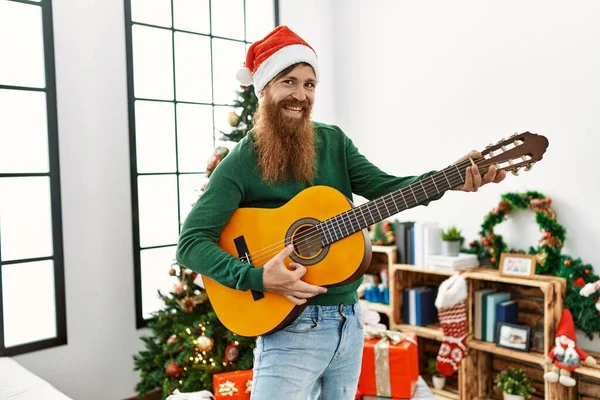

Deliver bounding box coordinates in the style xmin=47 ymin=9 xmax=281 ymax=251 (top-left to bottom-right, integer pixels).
xmin=252 ymin=96 xmax=316 ymax=184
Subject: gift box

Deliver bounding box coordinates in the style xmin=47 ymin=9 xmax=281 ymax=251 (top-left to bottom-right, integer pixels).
xmin=213 ymin=369 xmax=253 ymax=399
xmin=358 ymin=329 xmax=419 ymax=399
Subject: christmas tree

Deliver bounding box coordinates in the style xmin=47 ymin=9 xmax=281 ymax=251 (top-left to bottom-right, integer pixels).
xmin=219 ymin=85 xmax=258 ymax=143
xmin=134 ymin=86 xmax=260 ymax=399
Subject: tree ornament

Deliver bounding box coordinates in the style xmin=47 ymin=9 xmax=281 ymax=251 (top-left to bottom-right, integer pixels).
xmin=197 ymin=335 xmax=214 ymax=352
xmin=227 ymin=111 xmax=240 ymax=127
xmin=564 ymin=259 xmax=572 ymax=266
xmin=166 ymin=334 xmax=178 ymax=346
xmin=181 ymin=296 xmax=195 ymax=313
xmin=225 ymin=342 xmax=240 ymax=363
xmin=165 ymin=361 xmax=183 ymax=378
xmin=169 ymin=268 xmax=177 ymax=276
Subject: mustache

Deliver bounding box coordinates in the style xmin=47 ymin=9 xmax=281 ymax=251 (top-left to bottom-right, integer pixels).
xmin=278 ymin=98 xmax=311 ymax=110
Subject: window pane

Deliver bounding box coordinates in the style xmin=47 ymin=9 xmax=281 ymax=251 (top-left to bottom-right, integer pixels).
xmin=245 ymin=0 xmax=275 ymax=42
xmin=130 ymin=0 xmax=172 ymax=28
xmin=132 ymin=25 xmax=174 ymax=100
xmin=0 ymin=1 xmax=45 ymax=88
xmin=140 ymin=246 xmax=176 ymax=318
xmin=2 ymin=260 xmax=57 ymax=347
xmin=138 ymin=175 xmax=179 ymax=248
xmin=0 ymin=177 xmax=53 ymax=261
xmin=212 ymin=38 xmax=246 ymax=104
xmin=176 ymin=103 xmax=213 ymax=173
xmin=174 ymin=32 xmax=212 ymax=103
xmin=173 ymin=0 xmax=209 ymax=34
xmin=211 ymin=0 xmax=244 ymax=40
xmin=135 ymin=101 xmax=176 ymax=173
xmin=179 ymin=173 xmax=205 ymax=223
xmin=0 ymin=89 xmax=49 ymax=173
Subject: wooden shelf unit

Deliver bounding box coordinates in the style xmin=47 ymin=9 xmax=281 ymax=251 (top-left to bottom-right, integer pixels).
xmin=360 ymin=245 xmax=396 ymax=322
xmin=385 ymin=263 xmax=600 ymax=400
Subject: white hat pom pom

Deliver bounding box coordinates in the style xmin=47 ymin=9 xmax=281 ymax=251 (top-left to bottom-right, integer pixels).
xmin=236 ymin=66 xmax=253 ymax=86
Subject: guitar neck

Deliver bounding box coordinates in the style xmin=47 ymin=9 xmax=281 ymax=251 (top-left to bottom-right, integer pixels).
xmin=316 ymin=160 xmax=474 ymax=246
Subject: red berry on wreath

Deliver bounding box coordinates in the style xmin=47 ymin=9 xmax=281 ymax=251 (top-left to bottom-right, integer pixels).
xmin=546 ymin=198 xmax=552 ymax=204
xmin=491 ymin=257 xmax=496 ymax=264
xmin=483 ymin=239 xmax=490 ymax=247
xmin=585 ymin=269 xmax=590 ymax=275
xmin=564 ymin=259 xmax=572 ymax=266
xmin=469 ymin=241 xmax=475 ymax=247
xmin=544 ymin=232 xmax=551 ymax=239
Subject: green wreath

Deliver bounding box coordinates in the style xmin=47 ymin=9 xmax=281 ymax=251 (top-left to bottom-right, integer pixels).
xmin=467 ymin=191 xmax=600 ymax=338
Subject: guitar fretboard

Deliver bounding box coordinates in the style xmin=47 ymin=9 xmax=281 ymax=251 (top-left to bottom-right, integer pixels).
xmin=315 ymin=163 xmax=468 ymax=246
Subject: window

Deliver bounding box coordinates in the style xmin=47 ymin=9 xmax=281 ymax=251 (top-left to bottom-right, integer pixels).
xmin=125 ymin=0 xmax=279 ymax=327
xmin=0 ymin=0 xmax=66 ymax=356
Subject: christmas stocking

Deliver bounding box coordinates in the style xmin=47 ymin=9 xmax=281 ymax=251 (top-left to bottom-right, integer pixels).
xmin=435 ymin=273 xmax=468 ymax=376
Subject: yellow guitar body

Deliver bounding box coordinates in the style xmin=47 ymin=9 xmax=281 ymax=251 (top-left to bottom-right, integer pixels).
xmin=203 ymin=185 xmax=372 ymax=337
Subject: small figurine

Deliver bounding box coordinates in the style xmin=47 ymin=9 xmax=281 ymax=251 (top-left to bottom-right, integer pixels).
xmin=579 ymin=279 xmax=600 ymax=313
xmin=543 ymin=309 xmax=597 ymax=387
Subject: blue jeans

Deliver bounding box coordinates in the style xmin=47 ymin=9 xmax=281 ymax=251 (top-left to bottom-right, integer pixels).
xmin=250 ymin=303 xmax=364 ymax=400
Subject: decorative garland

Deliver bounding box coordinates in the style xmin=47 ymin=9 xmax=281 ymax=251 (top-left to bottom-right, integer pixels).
xmin=467 ymin=191 xmax=600 ymax=338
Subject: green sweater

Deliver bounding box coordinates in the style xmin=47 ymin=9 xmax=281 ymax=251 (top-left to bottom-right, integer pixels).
xmin=176 ymin=122 xmax=443 ymax=306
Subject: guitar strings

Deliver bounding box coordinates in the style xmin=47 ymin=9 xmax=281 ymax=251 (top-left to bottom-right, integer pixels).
xmin=246 ymin=159 xmax=494 ymax=267
xmin=246 ymin=158 xmax=494 ymax=267
xmin=241 ymin=157 xmax=497 ymax=267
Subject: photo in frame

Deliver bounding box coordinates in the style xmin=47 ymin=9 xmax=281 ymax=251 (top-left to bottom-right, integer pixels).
xmin=498 ymin=253 xmax=537 ymax=279
xmin=495 ymin=322 xmax=531 ymax=352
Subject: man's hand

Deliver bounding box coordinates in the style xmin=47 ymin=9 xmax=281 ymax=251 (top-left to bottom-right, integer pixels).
xmin=452 ymin=150 xmax=507 ymax=192
xmin=262 ymin=245 xmax=327 ymax=305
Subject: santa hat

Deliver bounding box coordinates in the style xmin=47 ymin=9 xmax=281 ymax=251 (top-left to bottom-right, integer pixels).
xmin=236 ymin=25 xmax=319 ymax=96
xmin=556 ymin=309 xmax=576 ymax=341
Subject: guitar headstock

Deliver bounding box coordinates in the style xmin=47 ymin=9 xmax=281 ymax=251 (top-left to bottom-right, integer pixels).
xmin=481 ymin=132 xmax=549 ymax=175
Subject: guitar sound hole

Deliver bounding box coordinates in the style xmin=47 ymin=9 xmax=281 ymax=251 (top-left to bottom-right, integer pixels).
xmin=292 ymin=225 xmax=323 ymax=258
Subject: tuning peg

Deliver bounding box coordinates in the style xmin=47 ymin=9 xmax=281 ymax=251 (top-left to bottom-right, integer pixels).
xmin=497 ymin=137 xmax=506 ymax=144
xmin=511 ymin=168 xmax=520 ymax=176
xmin=525 ymin=163 xmax=534 ymax=171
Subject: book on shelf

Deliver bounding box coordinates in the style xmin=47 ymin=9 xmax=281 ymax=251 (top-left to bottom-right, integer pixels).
xmin=496 ymin=300 xmax=518 ymax=325
xmin=474 ymin=288 xmax=497 ymax=340
xmin=484 ymin=291 xmax=511 ymax=342
xmin=402 ymin=286 xmax=437 ymax=326
xmin=393 ymin=220 xmax=442 ymax=266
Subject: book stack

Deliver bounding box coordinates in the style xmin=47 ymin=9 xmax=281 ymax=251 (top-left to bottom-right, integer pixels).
xmin=393 ymin=220 xmax=441 ymax=266
xmin=473 ymin=289 xmax=519 ymax=342
xmin=402 ymin=286 xmax=438 ymax=326
xmin=427 ymin=253 xmax=479 ymax=270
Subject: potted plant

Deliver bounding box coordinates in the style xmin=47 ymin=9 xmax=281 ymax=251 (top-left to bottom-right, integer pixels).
xmin=440 ymin=226 xmax=462 ymax=257
xmin=428 ymin=359 xmax=445 ymax=390
xmin=495 ymin=367 xmax=535 ymax=400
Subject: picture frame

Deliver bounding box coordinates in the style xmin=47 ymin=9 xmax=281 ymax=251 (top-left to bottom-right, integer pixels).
xmin=495 ymin=322 xmax=531 ymax=352
xmin=498 ymin=253 xmax=537 ymax=279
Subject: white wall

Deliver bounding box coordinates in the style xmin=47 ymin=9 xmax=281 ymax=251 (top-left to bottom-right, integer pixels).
xmin=14 ymin=0 xmax=147 ymax=399
xmin=284 ymin=0 xmax=600 ymax=349
xmin=279 ymin=0 xmax=336 ymax=123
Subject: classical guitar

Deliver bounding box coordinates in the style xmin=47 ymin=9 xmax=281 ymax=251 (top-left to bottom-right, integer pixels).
xmin=203 ymin=132 xmax=549 ymax=337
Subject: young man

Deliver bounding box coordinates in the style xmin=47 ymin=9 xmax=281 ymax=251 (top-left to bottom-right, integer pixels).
xmin=177 ymin=25 xmax=506 ymax=400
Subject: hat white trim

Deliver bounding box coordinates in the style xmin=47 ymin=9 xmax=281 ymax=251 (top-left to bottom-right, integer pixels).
xmin=252 ymin=44 xmax=319 ymax=96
